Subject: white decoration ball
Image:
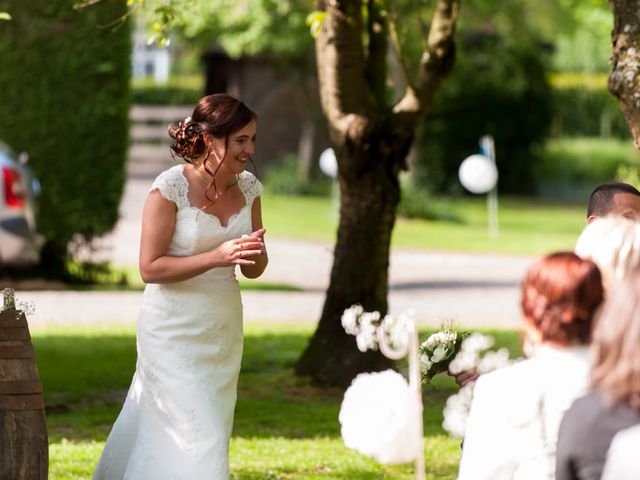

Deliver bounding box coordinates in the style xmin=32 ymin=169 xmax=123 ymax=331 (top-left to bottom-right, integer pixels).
xmin=458 ymin=154 xmax=498 ymax=194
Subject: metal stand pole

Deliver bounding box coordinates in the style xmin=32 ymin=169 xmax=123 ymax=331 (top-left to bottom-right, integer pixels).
xmin=377 ymin=321 xmax=425 ymax=480
xmin=480 ymin=135 xmax=499 ymax=238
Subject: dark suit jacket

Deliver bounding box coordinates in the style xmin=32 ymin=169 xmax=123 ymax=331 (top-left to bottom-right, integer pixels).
xmin=556 ymin=391 xmax=640 ymax=480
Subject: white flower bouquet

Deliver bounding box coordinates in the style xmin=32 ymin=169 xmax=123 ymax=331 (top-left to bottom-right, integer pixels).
xmin=419 ymin=326 xmax=470 ymax=383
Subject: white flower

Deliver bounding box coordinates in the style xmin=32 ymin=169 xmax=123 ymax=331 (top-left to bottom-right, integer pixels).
xmin=447 ymin=333 xmax=498 ymax=375
xmin=476 ymin=347 xmax=511 ymax=374
xmin=448 ymin=350 xmax=479 ymax=375
xmin=360 ymin=310 xmax=381 ymax=326
xmin=431 ymin=344 xmax=448 ymax=363
xmin=442 ymin=383 xmax=475 ymax=438
xmin=339 ymin=369 xmax=421 ymax=464
xmin=461 ymin=333 xmax=494 ymax=354
xmin=355 ymin=323 xmax=378 ymax=352
xmin=422 ymin=330 xmax=457 ymax=351
xmin=380 ymin=313 xmax=411 ymax=351
xmin=341 ymin=304 xmax=364 ymax=336
xmin=420 ymin=355 xmax=433 ymax=375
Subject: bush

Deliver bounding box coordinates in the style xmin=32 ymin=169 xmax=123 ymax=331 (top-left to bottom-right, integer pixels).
xmin=537 ymin=137 xmax=640 ymax=200
xmin=0 ymin=0 xmax=131 ymax=273
xmin=417 ymin=35 xmax=553 ymax=195
xmin=398 ymin=176 xmax=460 ymax=222
xmin=131 ymin=85 xmax=201 ymax=105
xmin=262 ymin=154 xmax=333 ymax=197
xmin=551 ymin=87 xmax=630 ymax=139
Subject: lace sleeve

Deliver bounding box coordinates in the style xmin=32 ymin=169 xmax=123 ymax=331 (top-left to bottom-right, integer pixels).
xmin=149 ymin=166 xmax=189 ymax=209
xmin=239 ymin=171 xmax=263 ymax=205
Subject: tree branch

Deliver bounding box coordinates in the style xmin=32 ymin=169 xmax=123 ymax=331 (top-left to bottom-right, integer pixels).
xmin=365 ymin=0 xmax=388 ymax=107
xmin=315 ymin=0 xmax=376 ymax=141
xmin=394 ymin=0 xmax=459 ymax=117
xmin=387 ymin=0 xmax=416 ymax=94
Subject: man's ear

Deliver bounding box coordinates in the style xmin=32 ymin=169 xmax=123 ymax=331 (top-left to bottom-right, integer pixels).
xmin=587 ymin=215 xmax=598 ymax=224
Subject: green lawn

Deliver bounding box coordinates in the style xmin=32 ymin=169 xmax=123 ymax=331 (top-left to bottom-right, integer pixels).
xmin=34 ymin=323 xmax=521 ymax=480
xmin=262 ymin=194 xmax=586 ymax=256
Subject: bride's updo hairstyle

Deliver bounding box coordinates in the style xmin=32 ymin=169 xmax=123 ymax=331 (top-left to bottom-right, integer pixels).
xmin=168 ymin=93 xmax=256 ymax=165
xmin=521 ymin=252 xmax=604 ymax=346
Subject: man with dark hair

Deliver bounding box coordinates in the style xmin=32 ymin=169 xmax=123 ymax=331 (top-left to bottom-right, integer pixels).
xmin=587 ymin=181 xmax=640 ymax=223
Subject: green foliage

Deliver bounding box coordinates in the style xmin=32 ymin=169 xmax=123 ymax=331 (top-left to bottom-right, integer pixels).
xmin=551 ymin=86 xmax=630 ymax=138
xmin=452 ymin=0 xmax=611 ymax=74
xmin=263 ymin=155 xmax=333 ymax=197
xmin=65 ymin=259 xmax=131 ymax=288
xmin=398 ymin=176 xmax=460 ymax=222
xmin=550 ymin=0 xmax=611 ymax=73
xmin=132 ymin=0 xmax=315 ymax=62
xmin=617 ymin=164 xmax=640 ymax=188
xmin=305 ymin=10 xmax=327 ymax=39
xmin=417 ymin=35 xmax=553 ymax=194
xmin=537 ymin=137 xmax=640 ymax=199
xmin=0 ymin=0 xmax=131 ymax=267
xmin=131 ymin=84 xmax=201 ymax=105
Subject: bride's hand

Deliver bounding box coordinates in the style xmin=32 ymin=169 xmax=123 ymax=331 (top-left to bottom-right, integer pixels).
xmin=209 ymin=235 xmax=264 ymax=267
xmin=241 ymin=228 xmax=266 ymax=258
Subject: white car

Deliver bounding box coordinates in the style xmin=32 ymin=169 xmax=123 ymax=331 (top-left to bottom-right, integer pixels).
xmin=0 ymin=141 xmax=43 ymax=267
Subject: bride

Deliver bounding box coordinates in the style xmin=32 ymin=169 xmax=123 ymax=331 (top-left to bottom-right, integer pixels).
xmin=93 ymin=94 xmax=268 ymax=479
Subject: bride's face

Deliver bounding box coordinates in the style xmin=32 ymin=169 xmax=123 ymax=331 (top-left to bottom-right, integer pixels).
xmin=207 ymin=120 xmax=257 ymax=175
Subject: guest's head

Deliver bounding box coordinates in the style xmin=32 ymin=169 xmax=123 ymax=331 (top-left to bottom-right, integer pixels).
xmin=575 ymin=216 xmax=640 ymax=291
xmin=591 ymin=272 xmax=640 ymax=408
xmin=521 ymin=252 xmax=604 ymax=348
xmin=587 ymin=181 xmax=640 ymax=223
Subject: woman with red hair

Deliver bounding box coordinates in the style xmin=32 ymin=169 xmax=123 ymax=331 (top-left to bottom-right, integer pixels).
xmin=458 ymin=252 xmax=604 ymax=480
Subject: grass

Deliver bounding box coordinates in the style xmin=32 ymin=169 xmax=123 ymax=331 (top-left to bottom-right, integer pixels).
xmin=262 ymin=193 xmax=586 ymax=256
xmin=32 ymin=323 xmax=521 ymax=479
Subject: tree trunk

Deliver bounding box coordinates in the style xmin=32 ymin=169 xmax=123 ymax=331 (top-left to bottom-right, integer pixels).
xmin=296 ymin=138 xmax=406 ymax=386
xmin=295 ymin=0 xmax=458 ymax=386
xmin=609 ymin=0 xmax=640 ymax=148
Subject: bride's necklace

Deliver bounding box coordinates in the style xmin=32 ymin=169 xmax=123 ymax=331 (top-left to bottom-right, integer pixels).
xmin=192 ymin=164 xmax=237 ymax=197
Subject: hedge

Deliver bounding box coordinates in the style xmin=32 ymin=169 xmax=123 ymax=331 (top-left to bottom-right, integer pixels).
xmin=0 ymin=0 xmax=131 ymax=271
xmin=131 ymin=84 xmax=201 ymax=105
xmin=551 ymin=86 xmax=630 ymax=139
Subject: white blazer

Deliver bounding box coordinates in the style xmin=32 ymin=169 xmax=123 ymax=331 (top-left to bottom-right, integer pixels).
xmin=457 ymin=345 xmax=591 ymax=480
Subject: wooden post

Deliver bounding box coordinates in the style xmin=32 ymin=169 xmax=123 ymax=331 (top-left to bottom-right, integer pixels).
xmin=0 ymin=288 xmax=48 ymax=479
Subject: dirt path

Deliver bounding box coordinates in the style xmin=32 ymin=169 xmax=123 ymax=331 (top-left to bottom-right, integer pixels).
xmin=14 ymin=160 xmax=534 ymax=329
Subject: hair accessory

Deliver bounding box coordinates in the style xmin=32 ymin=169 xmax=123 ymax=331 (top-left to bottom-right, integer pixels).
xmin=184 ymin=116 xmax=192 ymax=124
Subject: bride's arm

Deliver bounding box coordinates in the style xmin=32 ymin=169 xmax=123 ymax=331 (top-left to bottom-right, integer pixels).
xmin=240 ymin=197 xmax=268 ymax=279
xmin=139 ymin=190 xmax=261 ymax=284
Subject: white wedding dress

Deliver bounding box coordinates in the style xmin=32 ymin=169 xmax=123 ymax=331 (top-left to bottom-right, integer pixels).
xmin=93 ymin=165 xmax=262 ymax=480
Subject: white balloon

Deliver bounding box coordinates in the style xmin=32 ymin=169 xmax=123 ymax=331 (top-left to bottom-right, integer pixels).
xmin=458 ymin=154 xmax=498 ymax=194
xmin=319 ymin=148 xmax=338 ymax=178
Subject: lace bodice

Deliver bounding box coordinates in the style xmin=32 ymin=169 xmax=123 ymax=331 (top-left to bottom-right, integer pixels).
xmin=149 ymin=165 xmax=263 ymax=281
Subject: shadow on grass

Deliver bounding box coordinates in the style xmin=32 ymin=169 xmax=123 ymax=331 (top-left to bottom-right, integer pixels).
xmin=34 ymin=327 xmax=519 ymax=445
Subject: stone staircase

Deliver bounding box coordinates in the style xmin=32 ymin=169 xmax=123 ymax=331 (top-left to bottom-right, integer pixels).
xmin=127 ymin=105 xmax=192 ymax=178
